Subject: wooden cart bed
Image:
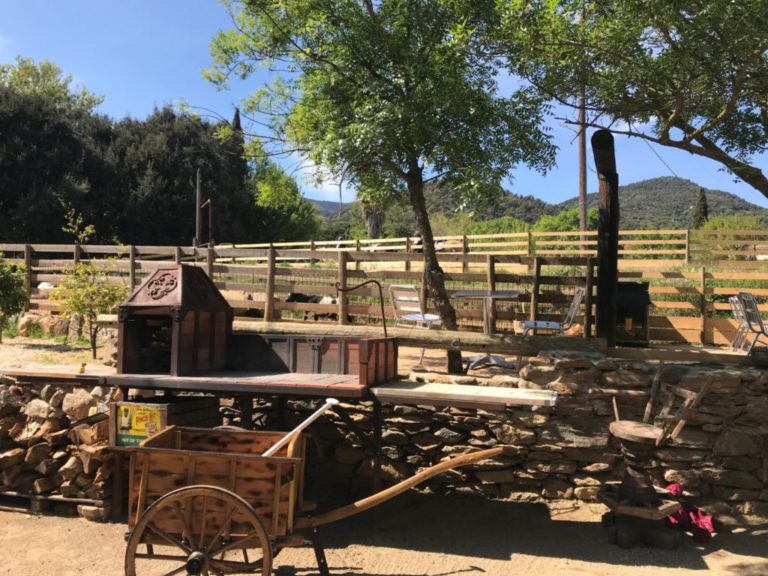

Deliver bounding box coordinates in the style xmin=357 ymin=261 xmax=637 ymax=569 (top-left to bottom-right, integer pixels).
xmin=127 ymin=426 xmax=305 ymax=538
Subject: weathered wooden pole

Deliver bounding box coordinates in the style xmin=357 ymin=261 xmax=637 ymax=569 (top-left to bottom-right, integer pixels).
xmin=591 ymin=130 xmax=619 ymax=346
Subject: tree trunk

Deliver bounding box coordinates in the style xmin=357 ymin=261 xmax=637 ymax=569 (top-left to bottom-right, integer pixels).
xmin=361 ymin=201 xmax=385 ymax=239
xmin=90 ymin=326 xmax=98 ymax=359
xmin=405 ymin=171 xmax=464 ymax=374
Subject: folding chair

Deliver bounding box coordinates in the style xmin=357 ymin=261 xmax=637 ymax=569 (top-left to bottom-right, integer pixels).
xmin=521 ymin=286 xmax=585 ymax=336
xmin=389 ymin=284 xmax=441 ymax=364
xmin=728 ymin=296 xmax=750 ymax=352
xmin=738 ymin=291 xmax=768 ymax=355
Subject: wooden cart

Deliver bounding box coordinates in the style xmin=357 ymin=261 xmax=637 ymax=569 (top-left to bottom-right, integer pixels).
xmin=124 ymin=425 xmax=510 ymax=576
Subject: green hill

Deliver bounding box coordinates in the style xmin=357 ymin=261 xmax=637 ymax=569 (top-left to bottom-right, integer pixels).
xmin=557 ymin=176 xmax=767 ymax=229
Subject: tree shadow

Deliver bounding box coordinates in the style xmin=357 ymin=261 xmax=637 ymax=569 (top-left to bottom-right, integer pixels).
xmin=305 ymin=491 xmax=767 ymax=573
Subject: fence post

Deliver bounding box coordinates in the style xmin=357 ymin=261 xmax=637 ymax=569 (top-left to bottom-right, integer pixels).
xmin=24 ymin=244 xmax=32 ymax=312
xmin=583 ymin=257 xmax=594 ymax=338
xmin=355 ymin=239 xmax=362 ymax=271
xmin=527 ymin=232 xmax=534 ymax=257
xmin=206 ymin=246 xmax=214 ymax=278
xmin=128 ymin=245 xmax=136 ymax=289
xmin=685 ymin=230 xmax=691 ymax=264
xmin=486 ymin=255 xmax=496 ymax=332
xmin=700 ymin=266 xmax=707 ymax=344
xmin=264 ymin=247 xmax=276 ymax=322
xmin=73 ymin=244 xmax=81 ymax=268
xmin=462 ymin=236 xmax=469 ymax=272
xmin=530 ymin=257 xmax=541 ymax=322
xmin=174 ymin=246 xmax=182 ymax=264
xmin=405 ymin=237 xmax=411 ymax=272
xmin=338 ymin=251 xmax=349 ymax=325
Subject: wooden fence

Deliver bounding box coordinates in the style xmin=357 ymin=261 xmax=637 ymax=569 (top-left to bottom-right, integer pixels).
xmin=2 ymin=228 xmax=768 ymax=346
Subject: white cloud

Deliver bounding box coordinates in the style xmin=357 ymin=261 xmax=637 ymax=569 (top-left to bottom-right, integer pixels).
xmin=279 ymin=152 xmax=355 ymax=202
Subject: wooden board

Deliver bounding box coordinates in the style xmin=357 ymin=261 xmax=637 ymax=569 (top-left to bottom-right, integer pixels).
xmin=371 ymin=381 xmax=557 ymax=409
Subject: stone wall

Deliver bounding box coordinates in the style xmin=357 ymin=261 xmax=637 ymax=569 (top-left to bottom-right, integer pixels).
xmin=282 ymin=352 xmax=768 ymax=517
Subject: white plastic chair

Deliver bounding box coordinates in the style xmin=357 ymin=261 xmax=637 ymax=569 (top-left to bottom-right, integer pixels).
xmin=738 ymin=291 xmax=768 ymax=355
xmin=389 ymin=284 xmax=441 ymax=364
xmin=521 ymin=286 xmax=585 ymax=336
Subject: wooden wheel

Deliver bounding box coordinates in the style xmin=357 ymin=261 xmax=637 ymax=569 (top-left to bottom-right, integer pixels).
xmin=125 ymin=485 xmax=273 ymax=576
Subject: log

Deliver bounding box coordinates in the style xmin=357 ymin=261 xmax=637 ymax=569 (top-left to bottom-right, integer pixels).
xmin=32 ymin=477 xmax=54 ymax=495
xmin=0 ymin=464 xmax=22 ymax=487
xmin=0 ymin=448 xmax=25 ymax=469
xmin=231 ymin=321 xmax=606 ymax=355
xmin=24 ymin=443 xmax=51 ymax=467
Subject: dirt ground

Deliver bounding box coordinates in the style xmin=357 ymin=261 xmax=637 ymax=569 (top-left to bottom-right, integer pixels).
xmin=1 ymin=337 xmax=767 ymax=575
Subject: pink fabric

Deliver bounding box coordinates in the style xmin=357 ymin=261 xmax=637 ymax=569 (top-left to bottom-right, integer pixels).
xmin=665 ymin=483 xmax=718 ymax=542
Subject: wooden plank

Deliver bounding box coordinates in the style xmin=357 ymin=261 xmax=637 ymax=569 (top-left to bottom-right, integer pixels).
xmin=371 ymin=381 xmax=557 ymax=409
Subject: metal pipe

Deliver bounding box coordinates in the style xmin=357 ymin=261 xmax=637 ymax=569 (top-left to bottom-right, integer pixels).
xmin=335 ymin=279 xmax=387 ymax=337
xmin=262 ymin=397 xmax=339 ymax=457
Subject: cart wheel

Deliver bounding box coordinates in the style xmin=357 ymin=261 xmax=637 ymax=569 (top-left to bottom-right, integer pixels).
xmin=125 ymin=485 xmax=272 ymax=576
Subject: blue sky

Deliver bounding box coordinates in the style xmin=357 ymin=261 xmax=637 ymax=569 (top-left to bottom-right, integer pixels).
xmin=3 ymin=0 xmax=767 ymax=208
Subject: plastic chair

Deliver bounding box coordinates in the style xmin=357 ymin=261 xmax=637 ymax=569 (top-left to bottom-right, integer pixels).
xmin=521 ymin=286 xmax=585 ymax=336
xmin=389 ymin=284 xmax=441 ymax=364
xmin=738 ymin=291 xmax=768 ymax=355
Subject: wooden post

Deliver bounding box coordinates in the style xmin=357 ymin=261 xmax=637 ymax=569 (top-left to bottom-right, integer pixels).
xmin=174 ymin=246 xmax=182 ymax=264
xmin=592 ymin=130 xmax=619 ymax=347
xmin=355 ymin=239 xmax=362 ymax=271
xmin=264 ymin=247 xmax=276 ymax=322
xmin=700 ymin=266 xmax=707 ymax=344
xmin=685 ymin=229 xmax=691 ymax=264
xmin=462 ymin=236 xmax=469 ymax=272
xmin=73 ymin=244 xmax=81 ymax=268
xmin=530 ymin=257 xmax=541 ymax=322
xmin=405 ymin=237 xmax=412 ymax=272
xmin=584 ymin=257 xmax=594 ymax=338
xmin=23 ymin=244 xmax=32 ymax=312
xmin=486 ymin=255 xmax=496 ymax=333
xmin=527 ymin=231 xmax=534 ymax=257
xmin=128 ymin=245 xmax=136 ymax=289
xmin=206 ymin=246 xmax=214 ymax=277
xmin=338 ymin=251 xmax=349 ymax=325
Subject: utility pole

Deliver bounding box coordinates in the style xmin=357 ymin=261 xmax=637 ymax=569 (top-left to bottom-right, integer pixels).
xmin=194 ymin=168 xmax=201 ymax=247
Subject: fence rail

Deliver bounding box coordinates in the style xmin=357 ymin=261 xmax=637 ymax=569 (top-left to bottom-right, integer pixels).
xmin=3 ymin=227 xmax=768 ymax=346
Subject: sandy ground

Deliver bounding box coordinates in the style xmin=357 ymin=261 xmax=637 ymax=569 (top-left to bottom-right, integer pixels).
xmin=1 ymin=336 xmax=767 ymax=575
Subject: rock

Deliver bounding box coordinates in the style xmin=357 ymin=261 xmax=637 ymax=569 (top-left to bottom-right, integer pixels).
xmin=528 ymin=451 xmax=563 ymax=461
xmin=594 ymin=359 xmax=618 ymax=371
xmin=0 ymin=448 xmax=25 ymax=469
xmin=486 ymin=375 xmax=520 ymax=388
xmin=518 ymin=365 xmax=559 ymax=386
xmin=17 ymin=313 xmax=42 ymax=337
xmin=655 ymin=448 xmax=709 ymax=463
xmin=680 ymin=370 xmax=740 ymax=394
xmin=574 ymin=486 xmax=601 ymax=501
xmin=711 ymin=486 xmax=761 ymax=502
xmin=740 ymin=501 xmax=768 ymax=517
xmin=572 ymin=474 xmax=602 ymax=487
xmin=499 ymin=486 xmax=541 ymax=502
xmin=601 ymin=369 xmax=650 ymax=388
xmin=23 ymin=399 xmax=52 ymax=420
xmin=90 ymin=386 xmax=106 ymax=400
xmin=528 ymin=461 xmax=578 ymax=475
xmin=542 ymin=478 xmax=573 ymax=499
xmin=518 ymin=379 xmax=544 ymax=390
xmin=512 ymin=411 xmax=550 ymax=428
xmin=382 ymin=429 xmax=409 ymax=445
xmin=476 ymin=469 xmax=518 ymax=484
xmin=663 ymin=469 xmax=701 ymax=488
xmin=700 ymin=469 xmax=762 ymax=490
xmin=450 ymin=375 xmax=478 ymax=386
xmin=539 ymin=423 xmax=610 ymax=450
xmin=48 ymin=389 xmax=66 ymax=409
xmin=489 ymin=423 xmax=536 ymax=445
xmin=62 ymin=390 xmax=96 ymax=421
xmin=713 ymin=429 xmax=760 ymax=457
xmin=24 ymin=443 xmax=51 ymax=467
xmin=434 ymin=427 xmax=465 ymax=444
xmin=410 ymin=433 xmax=443 ymax=452
xmin=673 ymin=428 xmax=714 ymax=449
xmin=78 ymin=504 xmax=110 ymax=522
xmin=554 ymin=358 xmax=595 ymax=370
xmin=59 ymin=456 xmax=84 ymax=480
xmin=40 ymin=315 xmax=69 ymax=337
xmin=582 ymin=462 xmax=611 ymax=473
xmin=722 ymin=456 xmax=761 ymax=472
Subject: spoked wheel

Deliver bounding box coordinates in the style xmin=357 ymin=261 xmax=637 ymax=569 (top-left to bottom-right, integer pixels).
xmin=125 ymin=485 xmax=273 ymax=576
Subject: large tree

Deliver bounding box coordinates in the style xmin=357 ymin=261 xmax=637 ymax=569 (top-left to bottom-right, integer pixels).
xmin=208 ymin=0 xmax=554 ymax=371
xmin=501 ymin=0 xmax=768 ymax=198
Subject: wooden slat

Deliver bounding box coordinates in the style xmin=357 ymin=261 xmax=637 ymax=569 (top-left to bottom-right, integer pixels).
xmin=371 ymin=381 xmax=556 ymax=408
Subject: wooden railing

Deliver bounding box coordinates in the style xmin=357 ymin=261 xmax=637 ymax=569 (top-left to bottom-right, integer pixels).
xmin=2 ymin=228 xmax=768 ymax=346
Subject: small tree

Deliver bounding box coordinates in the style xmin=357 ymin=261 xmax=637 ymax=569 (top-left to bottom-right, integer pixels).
xmin=51 ymin=263 xmax=127 ymax=358
xmin=693 ymin=188 xmax=709 ymax=229
xmin=0 ymin=259 xmax=27 ymax=343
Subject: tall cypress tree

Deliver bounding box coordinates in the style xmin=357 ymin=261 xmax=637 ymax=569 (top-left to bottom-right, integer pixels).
xmin=693 ymin=187 xmax=709 ymax=228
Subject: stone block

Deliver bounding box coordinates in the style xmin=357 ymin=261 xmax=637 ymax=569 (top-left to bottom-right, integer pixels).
xmin=713 ymin=429 xmax=760 ymax=457
xmin=542 ymin=478 xmax=573 ymax=499
xmin=539 ymin=422 xmax=609 ymax=450
xmin=489 ymin=423 xmax=536 ymax=445
xmin=701 ymin=468 xmax=762 ymax=490
xmin=574 ymin=486 xmax=601 ymax=501
xmin=434 ymin=427 xmax=464 ymax=444
xmin=23 ymin=399 xmax=52 ymax=420
xmin=62 ymin=389 xmax=96 ymax=421
xmin=518 ymin=365 xmax=559 ymax=386
xmin=601 ymin=369 xmax=650 ymax=388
